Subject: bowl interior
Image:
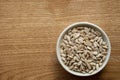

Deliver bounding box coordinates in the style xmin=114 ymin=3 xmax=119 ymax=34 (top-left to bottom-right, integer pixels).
xmin=56 ymin=22 xmax=111 ymax=76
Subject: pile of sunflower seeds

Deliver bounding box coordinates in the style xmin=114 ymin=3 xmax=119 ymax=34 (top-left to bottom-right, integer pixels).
xmin=60 ymin=27 xmax=108 ymax=74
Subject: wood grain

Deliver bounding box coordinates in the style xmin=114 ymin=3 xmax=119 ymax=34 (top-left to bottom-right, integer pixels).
xmin=0 ymin=0 xmax=120 ymax=80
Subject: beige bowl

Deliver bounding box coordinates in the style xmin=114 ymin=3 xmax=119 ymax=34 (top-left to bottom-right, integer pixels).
xmin=56 ymin=22 xmax=111 ymax=76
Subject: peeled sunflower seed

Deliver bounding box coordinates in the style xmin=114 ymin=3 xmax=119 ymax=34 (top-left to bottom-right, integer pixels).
xmin=96 ymin=64 xmax=99 ymax=70
xmin=66 ymin=35 xmax=70 ymax=41
xmin=93 ymin=51 xmax=98 ymax=55
xmin=103 ymin=45 xmax=108 ymax=49
xmin=61 ymin=53 xmax=66 ymax=57
xmin=87 ymin=46 xmax=92 ymax=50
xmin=74 ymin=33 xmax=80 ymax=39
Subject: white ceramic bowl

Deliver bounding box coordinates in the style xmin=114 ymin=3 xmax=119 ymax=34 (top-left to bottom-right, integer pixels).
xmin=56 ymin=22 xmax=111 ymax=76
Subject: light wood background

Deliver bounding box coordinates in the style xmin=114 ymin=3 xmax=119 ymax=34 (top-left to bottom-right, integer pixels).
xmin=0 ymin=0 xmax=120 ymax=80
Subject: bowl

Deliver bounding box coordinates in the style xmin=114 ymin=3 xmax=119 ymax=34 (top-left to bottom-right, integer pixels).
xmin=56 ymin=22 xmax=111 ymax=76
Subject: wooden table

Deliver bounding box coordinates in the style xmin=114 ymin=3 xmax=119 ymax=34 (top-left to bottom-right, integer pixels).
xmin=0 ymin=0 xmax=120 ymax=80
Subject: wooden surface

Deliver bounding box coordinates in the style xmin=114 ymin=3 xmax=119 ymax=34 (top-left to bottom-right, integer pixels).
xmin=0 ymin=0 xmax=120 ymax=80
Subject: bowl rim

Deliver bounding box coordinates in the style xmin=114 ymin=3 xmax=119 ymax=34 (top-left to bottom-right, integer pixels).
xmin=56 ymin=22 xmax=111 ymax=76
